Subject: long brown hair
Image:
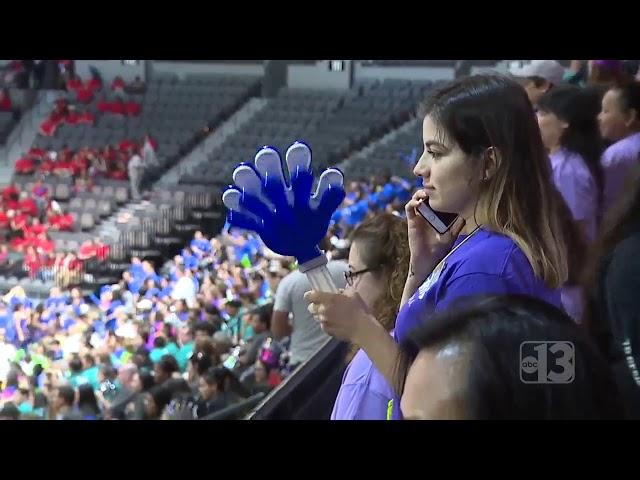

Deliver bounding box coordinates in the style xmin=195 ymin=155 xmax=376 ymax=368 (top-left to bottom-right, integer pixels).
xmin=420 ymin=74 xmax=569 ymax=288
xmin=349 ymin=213 xmax=410 ymax=332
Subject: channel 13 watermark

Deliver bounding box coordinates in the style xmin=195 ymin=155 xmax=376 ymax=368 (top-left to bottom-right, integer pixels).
xmin=520 ymin=341 xmax=575 ymax=384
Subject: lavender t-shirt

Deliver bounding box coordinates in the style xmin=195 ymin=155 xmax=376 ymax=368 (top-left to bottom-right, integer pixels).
xmin=333 ymin=229 xmax=561 ymax=420
xmin=601 ymin=132 xmax=640 ymax=216
xmin=549 ymin=148 xmax=597 ymax=322
xmin=331 ymin=348 xmax=396 ymax=420
xmin=550 ymin=148 xmax=598 ymax=241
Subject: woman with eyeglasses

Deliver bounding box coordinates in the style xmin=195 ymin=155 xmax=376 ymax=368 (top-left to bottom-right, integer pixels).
xmin=306 ymin=75 xmax=569 ymax=419
xmin=331 ymin=213 xmax=410 ymax=420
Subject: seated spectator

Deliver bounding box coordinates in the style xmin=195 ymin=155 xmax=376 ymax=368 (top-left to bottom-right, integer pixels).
xmin=195 ymin=366 xmax=233 ymax=418
xmin=0 ymin=245 xmax=9 ymax=267
xmin=396 ymin=295 xmax=624 ymax=420
xmin=18 ymin=192 xmax=38 ymax=218
xmin=243 ymin=359 xmax=273 ymax=396
xmin=14 ymin=155 xmax=36 ymax=175
xmin=2 ymin=183 xmax=19 ymax=205
xmin=111 ymin=76 xmax=126 ymax=93
xmin=118 ymin=139 xmax=137 ymax=154
xmin=66 ymin=73 xmax=83 ymax=92
xmin=237 ymin=304 xmax=273 ymax=371
xmin=23 ymin=246 xmax=42 ymax=279
xmin=107 ymin=159 xmax=128 ymax=180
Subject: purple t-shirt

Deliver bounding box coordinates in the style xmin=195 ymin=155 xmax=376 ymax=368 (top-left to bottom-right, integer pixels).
xmin=333 ymin=229 xmax=561 ymax=420
xmin=332 ymin=347 xmax=396 ymax=420
xmin=601 ymin=132 xmax=640 ymax=216
xmin=549 ymin=148 xmax=598 ymax=242
xmin=549 ymin=148 xmax=597 ymax=322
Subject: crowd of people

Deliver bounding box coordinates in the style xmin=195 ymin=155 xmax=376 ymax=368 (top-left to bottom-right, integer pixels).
xmin=0 ymin=172 xmax=410 ymax=420
xmin=15 ymin=134 xmax=158 ymax=186
xmin=1 ymin=60 xmax=640 ymax=420
xmin=0 ymin=179 xmax=110 ymax=282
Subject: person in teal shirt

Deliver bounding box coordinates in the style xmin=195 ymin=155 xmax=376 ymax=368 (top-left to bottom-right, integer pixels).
xmin=81 ymin=354 xmax=101 ymax=390
xmin=175 ymin=325 xmax=194 ymax=372
xmin=67 ymin=356 xmax=91 ymax=388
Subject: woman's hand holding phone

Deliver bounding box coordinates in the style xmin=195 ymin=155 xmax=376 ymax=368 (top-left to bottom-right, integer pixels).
xmin=405 ymin=189 xmax=466 ymax=279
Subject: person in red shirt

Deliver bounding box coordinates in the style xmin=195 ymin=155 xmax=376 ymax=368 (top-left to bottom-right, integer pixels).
xmin=14 ymin=156 xmax=36 ymax=175
xmin=76 ymin=86 xmax=94 ymax=104
xmin=35 ymin=232 xmax=54 ymax=256
xmin=11 ymin=209 xmax=28 ymax=230
xmin=47 ymin=207 xmax=74 ymax=231
xmin=40 ymin=101 xmax=69 ymax=136
xmin=111 ymin=76 xmax=126 ymax=92
xmin=23 ymin=246 xmax=42 ymax=279
xmin=0 ymin=210 xmax=8 ymax=229
xmin=65 ymin=108 xmax=81 ymax=125
xmin=38 ymin=153 xmax=57 ymax=174
xmin=28 ymin=147 xmax=46 ymax=160
xmin=108 ymin=159 xmax=128 ymax=180
xmin=2 ymin=183 xmax=19 ymax=203
xmin=53 ymin=160 xmax=74 ymax=178
xmin=86 ymin=73 xmax=102 ymax=92
xmin=78 ymin=239 xmax=98 ymax=261
xmin=0 ymin=245 xmax=9 ymax=267
xmin=66 ymin=73 xmax=83 ymax=92
xmin=95 ymin=238 xmax=110 ymax=262
xmin=27 ymin=218 xmax=46 ymax=237
xmin=18 ymin=192 xmax=38 ymax=218
xmin=0 ymin=88 xmax=12 ymax=112
xmin=118 ymin=139 xmax=136 ymax=153
xmin=71 ymin=152 xmax=89 ymax=177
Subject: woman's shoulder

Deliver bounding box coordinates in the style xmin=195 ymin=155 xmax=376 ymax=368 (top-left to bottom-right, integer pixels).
xmin=451 ymin=230 xmax=528 ymax=278
xmin=603 ymin=133 xmax=640 ymax=164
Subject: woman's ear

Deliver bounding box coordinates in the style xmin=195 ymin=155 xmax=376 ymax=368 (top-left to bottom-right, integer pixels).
xmin=624 ymin=107 xmax=638 ymax=128
xmin=483 ymin=147 xmax=501 ymax=181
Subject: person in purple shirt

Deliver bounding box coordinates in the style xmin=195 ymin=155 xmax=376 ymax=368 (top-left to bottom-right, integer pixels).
xmin=331 ymin=213 xmax=410 ymax=420
xmin=305 ymin=74 xmax=570 ymax=420
xmin=536 ymin=85 xmax=604 ymax=322
xmin=598 ymin=82 xmax=640 ymax=217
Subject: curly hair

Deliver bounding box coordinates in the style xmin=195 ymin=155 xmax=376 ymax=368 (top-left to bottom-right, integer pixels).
xmin=350 ymin=213 xmax=410 ymax=332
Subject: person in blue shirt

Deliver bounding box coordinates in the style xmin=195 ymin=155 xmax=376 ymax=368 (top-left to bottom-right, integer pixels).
xmin=181 ymin=247 xmax=199 ymax=270
xmin=190 ymin=231 xmax=211 ymax=258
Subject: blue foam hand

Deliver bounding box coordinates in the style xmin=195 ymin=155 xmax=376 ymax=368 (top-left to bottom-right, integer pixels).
xmin=222 ymin=142 xmax=346 ymax=265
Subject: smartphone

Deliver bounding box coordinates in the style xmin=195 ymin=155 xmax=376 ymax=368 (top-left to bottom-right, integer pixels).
xmin=417 ymin=201 xmax=459 ymax=234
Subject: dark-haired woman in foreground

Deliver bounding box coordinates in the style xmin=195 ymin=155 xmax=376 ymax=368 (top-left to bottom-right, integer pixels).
xmin=398 ymin=295 xmax=623 ymax=420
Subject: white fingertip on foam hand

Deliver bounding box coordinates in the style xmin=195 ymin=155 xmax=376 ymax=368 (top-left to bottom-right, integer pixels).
xmin=285 ymin=142 xmax=312 ymax=177
xmin=309 ymin=168 xmax=344 ymax=209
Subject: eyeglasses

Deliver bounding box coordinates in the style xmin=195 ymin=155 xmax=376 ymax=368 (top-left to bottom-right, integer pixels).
xmin=344 ymin=268 xmax=375 ymax=287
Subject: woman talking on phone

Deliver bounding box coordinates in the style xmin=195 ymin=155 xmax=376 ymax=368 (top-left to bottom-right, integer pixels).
xmin=305 ymin=74 xmax=570 ymax=419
